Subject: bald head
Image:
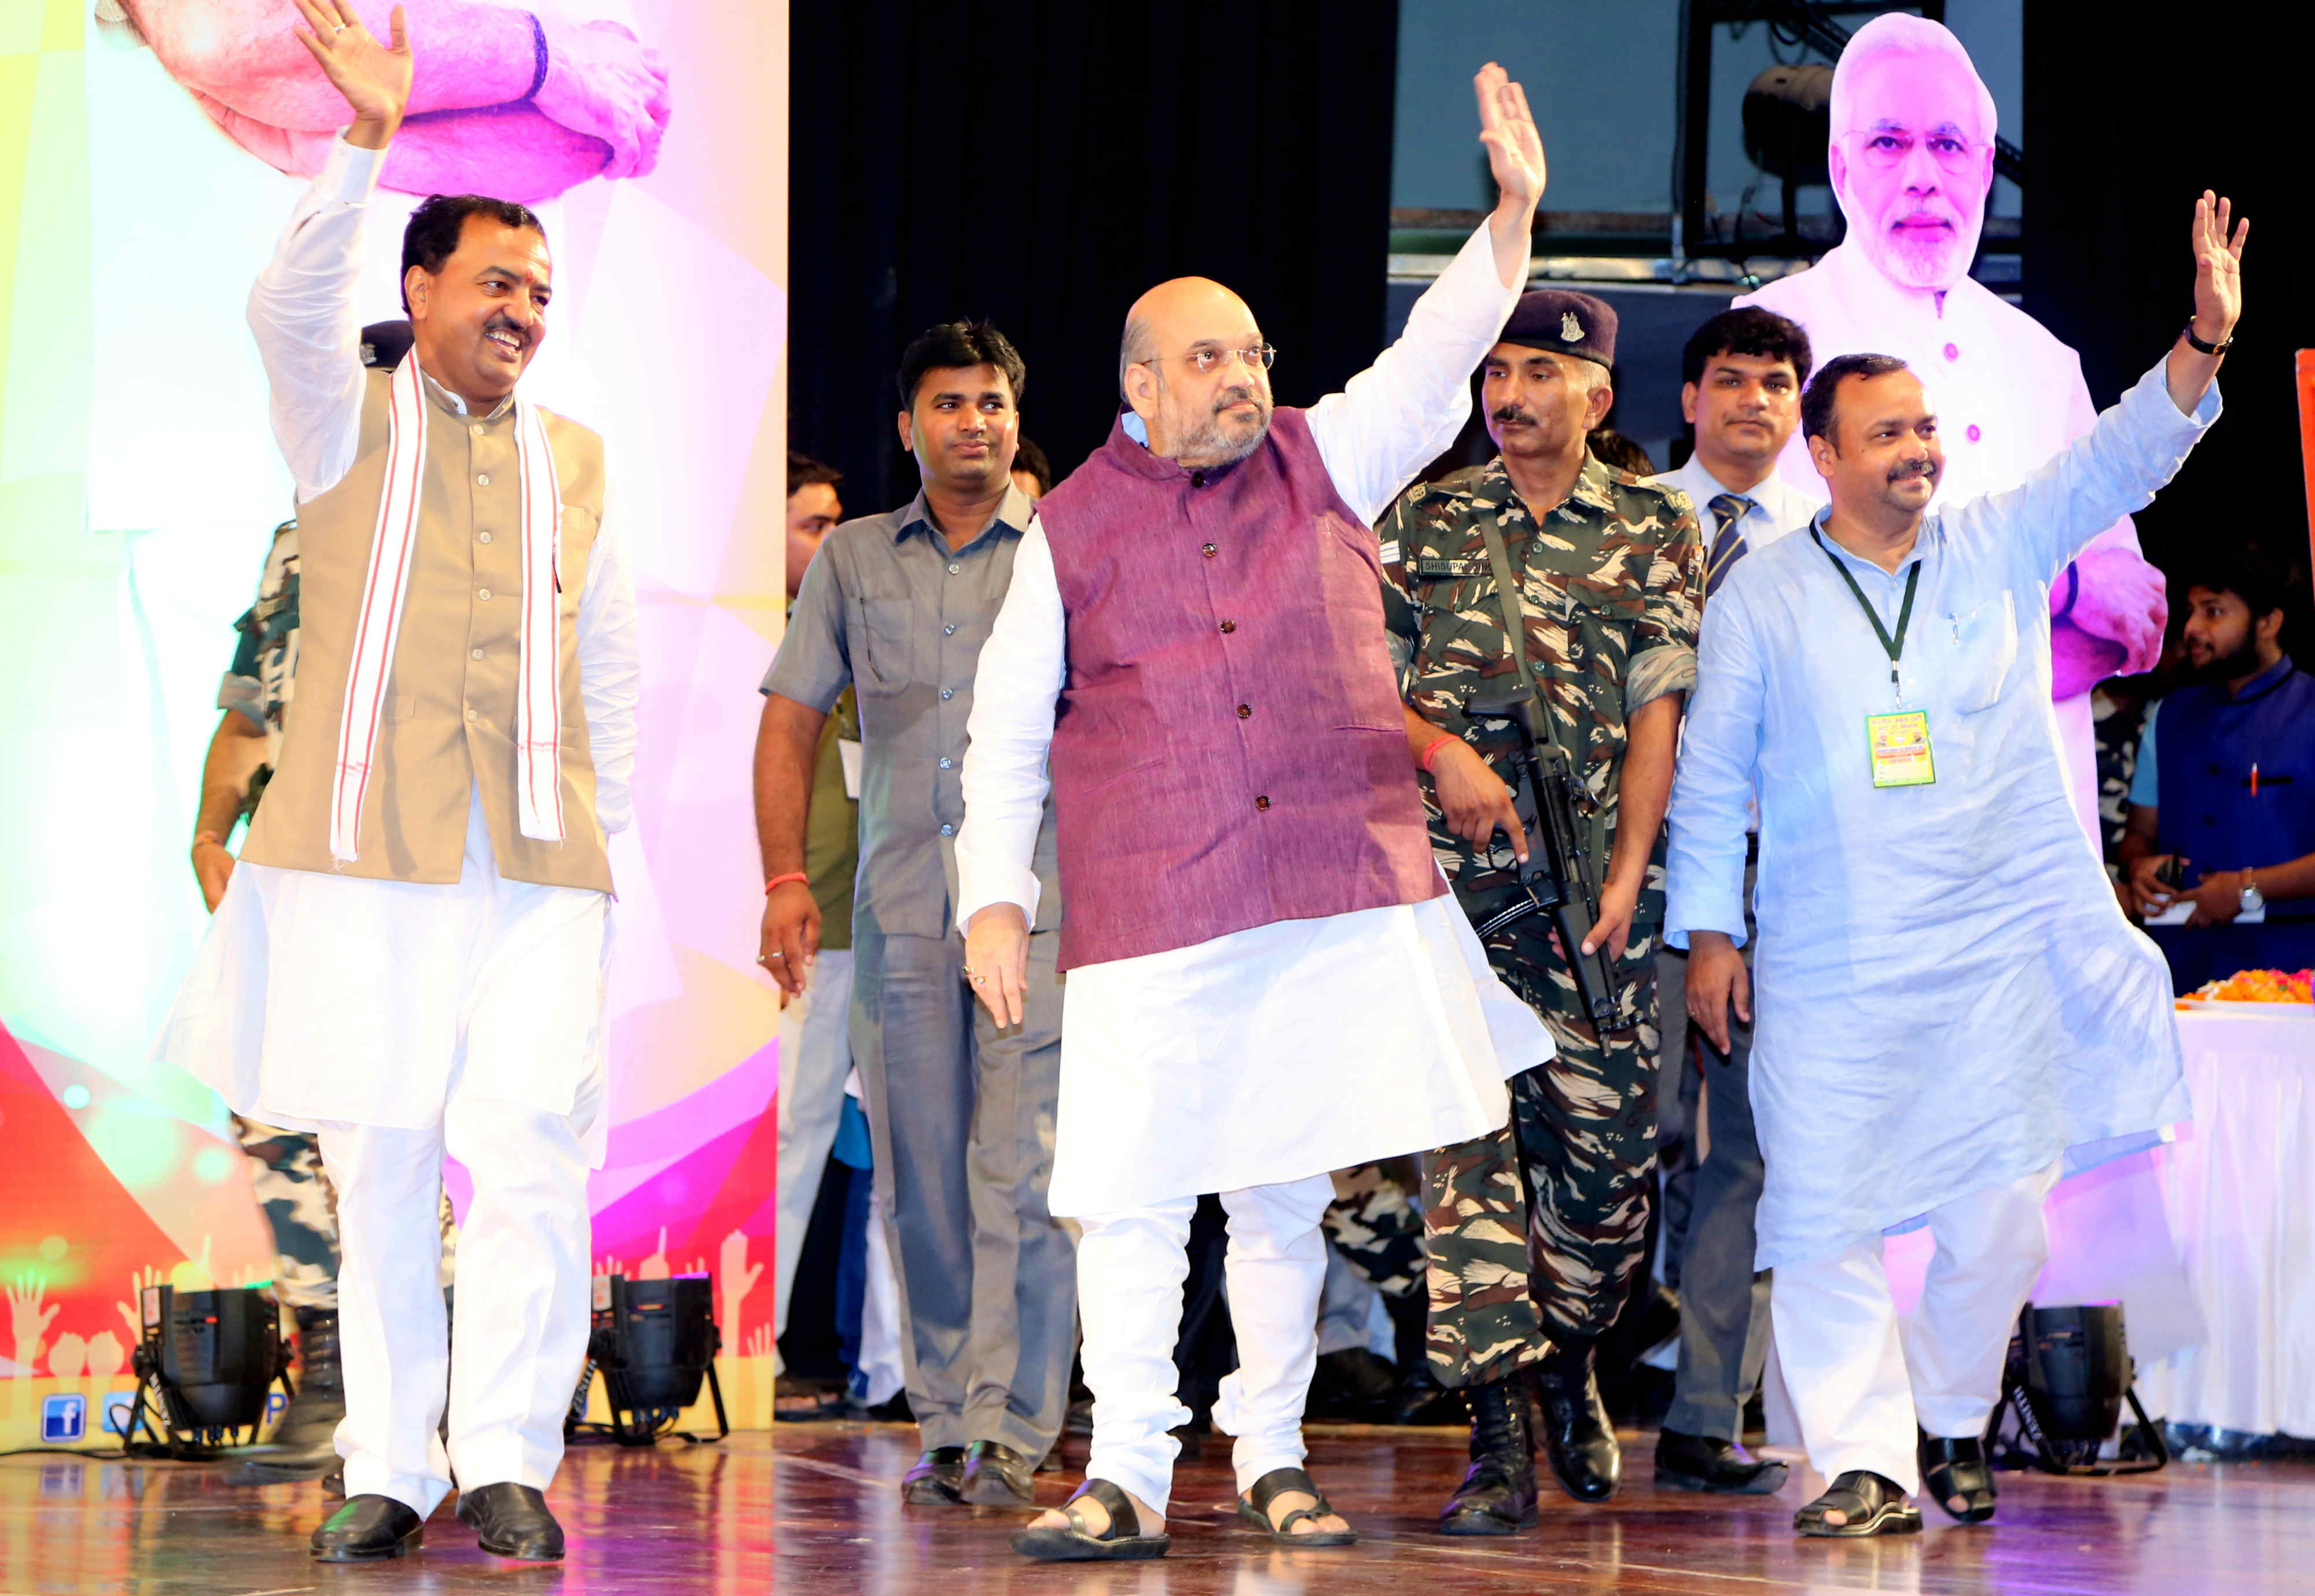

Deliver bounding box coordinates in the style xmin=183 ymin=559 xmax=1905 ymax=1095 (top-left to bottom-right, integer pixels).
xmin=1118 ymin=277 xmax=1258 ymax=389
xmin=1118 ymin=277 xmax=1275 ymax=469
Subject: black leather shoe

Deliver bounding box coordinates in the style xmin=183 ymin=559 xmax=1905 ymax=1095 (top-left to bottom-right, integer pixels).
xmin=1389 ymin=1363 xmax=1467 ymax=1427
xmin=901 ymin=1446 xmax=967 ymax=1505
xmin=454 ymin=1482 xmax=564 ymax=1561
xmin=1919 ymin=1431 xmax=1997 ymax=1523
xmin=310 ymin=1494 xmax=423 ymax=1561
xmin=1654 ymin=1428 xmax=1789 ymax=1495
xmin=960 ymin=1440 xmax=1038 ymax=1506
xmin=1307 ymin=1347 xmax=1399 ymax=1421
xmin=1438 ymin=1376 xmax=1537 ymax=1535
xmin=1532 ymin=1344 xmax=1620 ymax=1502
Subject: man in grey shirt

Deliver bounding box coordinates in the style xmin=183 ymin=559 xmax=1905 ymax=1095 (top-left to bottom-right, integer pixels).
xmin=754 ymin=320 xmax=1069 ymax=1509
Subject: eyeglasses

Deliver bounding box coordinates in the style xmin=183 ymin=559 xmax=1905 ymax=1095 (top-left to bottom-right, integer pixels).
xmin=1846 ymin=128 xmax=1986 ymax=176
xmin=1145 ymin=344 xmax=1277 ymax=376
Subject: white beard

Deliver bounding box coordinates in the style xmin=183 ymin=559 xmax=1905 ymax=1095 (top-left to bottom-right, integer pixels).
xmin=1838 ymin=187 xmax=1987 ymax=293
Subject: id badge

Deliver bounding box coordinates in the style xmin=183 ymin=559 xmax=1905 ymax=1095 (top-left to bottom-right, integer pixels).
xmin=1867 ymin=711 xmax=1935 ymax=788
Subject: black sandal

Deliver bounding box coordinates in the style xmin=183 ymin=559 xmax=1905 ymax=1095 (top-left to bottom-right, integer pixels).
xmin=1794 ymin=1470 xmax=1923 ymax=1538
xmin=1920 ymin=1432 xmax=1998 ymax=1523
xmin=1236 ymin=1466 xmax=1358 ymax=1547
xmin=1009 ymin=1479 xmax=1170 ymax=1562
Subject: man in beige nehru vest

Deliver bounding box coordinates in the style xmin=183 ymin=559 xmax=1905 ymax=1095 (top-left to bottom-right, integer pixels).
xmin=159 ymin=2 xmax=634 ymax=1565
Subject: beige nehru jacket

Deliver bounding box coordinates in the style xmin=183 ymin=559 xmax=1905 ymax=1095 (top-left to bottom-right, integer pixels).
xmin=241 ymin=370 xmax=613 ymax=891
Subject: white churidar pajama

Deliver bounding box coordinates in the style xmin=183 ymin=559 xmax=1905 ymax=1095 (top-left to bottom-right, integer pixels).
xmin=956 ymin=223 xmax=1549 ymax=1514
xmin=320 ymin=1099 xmax=593 ymax=1512
xmin=1771 ymin=1161 xmax=2059 ymax=1494
xmin=154 ymin=138 xmax=637 ymax=1520
xmin=1075 ymin=1175 xmax=1337 ymax=1510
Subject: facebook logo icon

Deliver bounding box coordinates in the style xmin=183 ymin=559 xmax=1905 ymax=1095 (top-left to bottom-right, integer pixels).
xmin=41 ymin=1394 xmax=87 ymax=1444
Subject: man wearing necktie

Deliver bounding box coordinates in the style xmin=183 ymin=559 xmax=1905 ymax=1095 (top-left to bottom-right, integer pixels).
xmin=1645 ymin=307 xmax=1817 ymax=1495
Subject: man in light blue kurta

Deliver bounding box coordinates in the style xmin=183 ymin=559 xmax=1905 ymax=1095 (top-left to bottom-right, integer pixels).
xmin=1668 ymin=196 xmax=2244 ymax=1538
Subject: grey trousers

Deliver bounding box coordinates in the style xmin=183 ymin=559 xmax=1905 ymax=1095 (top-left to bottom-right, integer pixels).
xmin=1655 ymin=860 xmax=1771 ymax=1443
xmin=850 ymin=922 xmax=1074 ymax=1458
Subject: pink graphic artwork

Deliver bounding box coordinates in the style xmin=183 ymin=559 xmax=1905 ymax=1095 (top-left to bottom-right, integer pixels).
xmin=106 ymin=0 xmax=671 ymax=203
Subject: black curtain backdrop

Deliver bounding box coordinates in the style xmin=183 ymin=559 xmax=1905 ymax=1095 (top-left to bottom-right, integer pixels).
xmin=789 ymin=2 xmax=1400 ymax=512
xmin=2022 ymin=17 xmax=2314 ymax=606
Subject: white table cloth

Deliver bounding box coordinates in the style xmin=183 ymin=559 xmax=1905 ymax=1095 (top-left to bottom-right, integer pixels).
xmin=2133 ymin=1007 xmax=2315 ymax=1437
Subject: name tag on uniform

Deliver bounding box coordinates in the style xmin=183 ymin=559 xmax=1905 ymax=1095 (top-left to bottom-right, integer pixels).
xmin=1413 ymin=557 xmax=1487 ymax=579
xmin=1866 ymin=711 xmax=1935 ymax=788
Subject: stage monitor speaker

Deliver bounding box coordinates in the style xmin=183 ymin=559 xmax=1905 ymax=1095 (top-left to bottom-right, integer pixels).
xmin=126 ymin=1285 xmax=291 ymax=1457
xmin=575 ymin=1273 xmax=728 ymax=1446
xmin=2023 ymin=1303 xmax=2130 ymax=1439
xmin=1991 ymin=1302 xmax=2168 ymax=1476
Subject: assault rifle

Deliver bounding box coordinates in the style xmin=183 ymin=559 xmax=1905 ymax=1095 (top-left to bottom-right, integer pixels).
xmin=1463 ymin=683 xmax=1618 ymax=1028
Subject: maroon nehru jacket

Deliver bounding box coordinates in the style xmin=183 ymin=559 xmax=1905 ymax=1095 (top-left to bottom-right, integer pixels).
xmin=1038 ymin=407 xmax=1445 ymax=971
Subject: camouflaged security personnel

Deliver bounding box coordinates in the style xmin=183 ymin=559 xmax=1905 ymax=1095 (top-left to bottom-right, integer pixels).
xmin=1380 ymin=288 xmax=1703 ymax=1535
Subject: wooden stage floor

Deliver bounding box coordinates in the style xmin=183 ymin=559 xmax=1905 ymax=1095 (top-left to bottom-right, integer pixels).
xmin=5 ymin=1421 xmax=2313 ymax=1594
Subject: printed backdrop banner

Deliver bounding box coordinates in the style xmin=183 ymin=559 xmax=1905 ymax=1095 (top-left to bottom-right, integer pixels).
xmin=0 ymin=0 xmax=789 ymax=1446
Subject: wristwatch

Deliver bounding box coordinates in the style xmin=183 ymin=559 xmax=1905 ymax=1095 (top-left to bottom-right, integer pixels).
xmin=2184 ymin=323 xmax=2235 ymax=356
xmin=2239 ymin=871 xmax=2265 ymax=915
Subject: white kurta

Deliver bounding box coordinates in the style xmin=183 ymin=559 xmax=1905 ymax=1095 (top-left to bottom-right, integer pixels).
xmin=956 ymin=226 xmax=1550 ymax=1219
xmin=1737 ymin=244 xmax=2147 ymax=839
xmin=154 ymin=138 xmax=637 ymax=1156
xmin=1665 ymin=361 xmax=2214 ymax=1272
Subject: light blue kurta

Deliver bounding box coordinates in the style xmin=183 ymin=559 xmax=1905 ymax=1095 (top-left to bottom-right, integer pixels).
xmin=1666 ymin=362 xmax=2215 ymax=1271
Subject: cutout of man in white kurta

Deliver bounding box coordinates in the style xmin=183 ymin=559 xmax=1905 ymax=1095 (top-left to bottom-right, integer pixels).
xmin=1734 ymin=14 xmax=2169 ymax=845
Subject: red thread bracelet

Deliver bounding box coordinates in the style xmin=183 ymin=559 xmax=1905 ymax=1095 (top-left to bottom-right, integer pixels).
xmin=1419 ymin=734 xmax=1458 ymax=773
xmin=764 ymin=871 xmax=809 ymax=896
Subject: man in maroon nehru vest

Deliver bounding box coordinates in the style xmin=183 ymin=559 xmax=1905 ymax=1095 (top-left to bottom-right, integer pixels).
xmin=953 ymin=65 xmax=1555 ymax=1565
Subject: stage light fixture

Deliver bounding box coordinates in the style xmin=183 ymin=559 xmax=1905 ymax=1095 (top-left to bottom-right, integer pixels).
xmin=1990 ymin=1303 xmax=2167 ymax=1476
xmin=570 ymin=1273 xmax=728 ymax=1446
xmin=124 ymin=1285 xmax=292 ymax=1459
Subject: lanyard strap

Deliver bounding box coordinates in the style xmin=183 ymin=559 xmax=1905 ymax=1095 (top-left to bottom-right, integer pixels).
xmin=1812 ymin=529 xmax=1919 ymax=687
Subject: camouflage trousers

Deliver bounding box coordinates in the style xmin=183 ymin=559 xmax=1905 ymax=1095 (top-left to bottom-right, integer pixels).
xmin=1322 ymin=1157 xmax=1426 ymax=1299
xmin=1420 ymin=909 xmax=1663 ymax=1388
xmin=235 ymin=1117 xmax=462 ymax=1312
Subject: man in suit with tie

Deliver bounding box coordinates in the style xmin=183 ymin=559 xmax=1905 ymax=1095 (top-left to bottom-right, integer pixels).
xmin=1645 ymin=305 xmax=1815 ymax=1494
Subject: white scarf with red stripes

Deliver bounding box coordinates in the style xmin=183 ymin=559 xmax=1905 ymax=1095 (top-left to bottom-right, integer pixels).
xmin=330 ymin=351 xmax=565 ymax=863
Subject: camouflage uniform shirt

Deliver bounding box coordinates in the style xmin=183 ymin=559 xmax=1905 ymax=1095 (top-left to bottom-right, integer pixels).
xmin=219 ymin=519 xmax=301 ymax=811
xmin=1381 ymin=451 xmax=1704 ymax=951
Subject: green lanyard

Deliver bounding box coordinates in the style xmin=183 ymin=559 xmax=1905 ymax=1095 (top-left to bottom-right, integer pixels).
xmin=1813 ymin=529 xmax=1919 ymax=700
